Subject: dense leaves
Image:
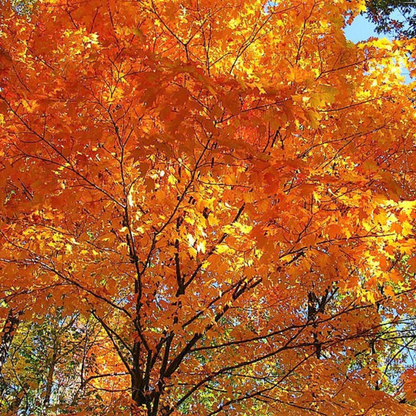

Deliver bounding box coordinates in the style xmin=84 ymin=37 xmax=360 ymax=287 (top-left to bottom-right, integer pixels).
xmin=1 ymin=0 xmax=416 ymax=414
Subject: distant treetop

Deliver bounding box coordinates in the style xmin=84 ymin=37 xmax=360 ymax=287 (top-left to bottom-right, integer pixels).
xmin=366 ymin=0 xmax=416 ymax=38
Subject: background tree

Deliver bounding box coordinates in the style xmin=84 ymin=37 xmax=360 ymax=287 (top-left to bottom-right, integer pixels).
xmin=0 ymin=312 xmax=105 ymax=415
xmin=1 ymin=0 xmax=416 ymax=415
xmin=366 ymin=0 xmax=416 ymax=38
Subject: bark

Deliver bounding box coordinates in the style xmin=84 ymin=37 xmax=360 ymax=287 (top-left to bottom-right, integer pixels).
xmin=0 ymin=309 xmax=20 ymax=374
xmin=43 ymin=345 xmax=58 ymax=410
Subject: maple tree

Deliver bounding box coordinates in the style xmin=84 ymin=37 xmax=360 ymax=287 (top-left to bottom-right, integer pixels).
xmin=1 ymin=0 xmax=416 ymax=414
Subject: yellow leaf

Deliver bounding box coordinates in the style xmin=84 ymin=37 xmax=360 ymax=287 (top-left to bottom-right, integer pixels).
xmin=216 ymin=244 xmax=229 ymax=254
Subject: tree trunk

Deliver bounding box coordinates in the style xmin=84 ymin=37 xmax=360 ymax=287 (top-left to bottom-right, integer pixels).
xmin=43 ymin=346 xmax=58 ymax=411
xmin=0 ymin=309 xmax=20 ymax=374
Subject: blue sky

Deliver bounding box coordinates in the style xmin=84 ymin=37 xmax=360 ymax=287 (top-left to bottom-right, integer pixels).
xmin=344 ymin=14 xmax=381 ymax=42
xmin=344 ymin=13 xmax=412 ymax=82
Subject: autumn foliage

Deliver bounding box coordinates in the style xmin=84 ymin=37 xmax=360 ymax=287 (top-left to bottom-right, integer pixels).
xmin=1 ymin=0 xmax=416 ymax=414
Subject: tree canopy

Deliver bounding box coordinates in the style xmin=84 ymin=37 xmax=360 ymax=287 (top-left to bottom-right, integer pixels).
xmin=1 ymin=0 xmax=416 ymax=414
xmin=366 ymin=0 xmax=416 ymax=38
